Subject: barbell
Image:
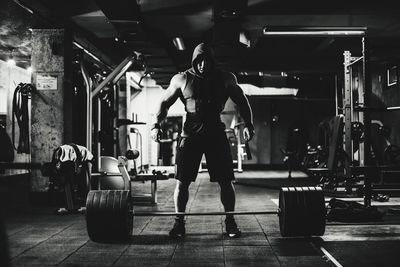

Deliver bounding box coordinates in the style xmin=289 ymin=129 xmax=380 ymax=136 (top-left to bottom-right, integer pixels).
xmin=85 ymin=186 xmax=326 ymax=242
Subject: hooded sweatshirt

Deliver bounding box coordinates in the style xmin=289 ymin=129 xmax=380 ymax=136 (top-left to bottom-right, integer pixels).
xmin=182 ymin=43 xmax=230 ymax=135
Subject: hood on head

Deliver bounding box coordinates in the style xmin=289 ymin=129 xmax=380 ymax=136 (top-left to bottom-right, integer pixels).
xmin=191 ymin=43 xmax=215 ymax=76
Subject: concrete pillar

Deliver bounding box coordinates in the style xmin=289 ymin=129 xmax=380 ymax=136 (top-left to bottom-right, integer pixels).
xmin=30 ymin=29 xmax=72 ymax=192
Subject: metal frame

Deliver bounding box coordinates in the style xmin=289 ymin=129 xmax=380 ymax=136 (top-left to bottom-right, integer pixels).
xmin=343 ymin=37 xmax=379 ymax=207
xmin=87 ymin=52 xmax=142 ymax=171
xmin=343 ymin=39 xmax=367 ymax=181
xmin=80 ymin=62 xmax=92 ymax=151
xmin=116 ymin=156 xmax=164 ymax=204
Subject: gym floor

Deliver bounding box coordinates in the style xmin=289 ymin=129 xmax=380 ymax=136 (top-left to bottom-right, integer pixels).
xmin=4 ymin=171 xmax=400 ymax=267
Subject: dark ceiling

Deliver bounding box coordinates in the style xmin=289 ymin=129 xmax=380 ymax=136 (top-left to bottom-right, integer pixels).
xmin=2 ymin=0 xmax=400 ymax=87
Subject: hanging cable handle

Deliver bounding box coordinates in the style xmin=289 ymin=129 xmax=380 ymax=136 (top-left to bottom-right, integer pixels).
xmin=12 ymin=83 xmax=35 ymax=154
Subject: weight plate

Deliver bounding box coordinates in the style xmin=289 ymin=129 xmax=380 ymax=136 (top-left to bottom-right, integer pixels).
xmin=279 ymin=187 xmax=326 ymax=237
xmin=279 ymin=187 xmax=299 ymax=236
xmin=303 ymin=187 xmax=326 ymax=236
xmin=85 ymin=190 xmax=132 ymax=242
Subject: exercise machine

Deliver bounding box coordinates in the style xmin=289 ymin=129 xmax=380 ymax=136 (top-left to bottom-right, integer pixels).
xmin=91 ymin=149 xmax=173 ymax=204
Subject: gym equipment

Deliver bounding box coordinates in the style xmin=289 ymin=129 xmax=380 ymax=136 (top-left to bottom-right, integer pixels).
xmin=341 ymin=45 xmax=400 ymax=190
xmin=129 ymin=128 xmax=144 ymax=173
xmin=351 ymin=121 xmax=365 ymax=142
xmin=86 ymin=190 xmax=133 ymax=241
xmin=326 ymin=198 xmax=383 ymax=222
xmin=281 ymin=125 xmax=309 ymax=178
xmin=303 ymin=145 xmax=327 ymax=169
xmin=92 ymin=151 xmax=173 ymax=204
xmin=279 ymin=187 xmax=326 ymax=237
xmin=89 ymin=52 xmax=144 ymax=171
xmin=343 ymin=45 xmax=369 ymax=183
xmin=85 ymin=186 xmax=326 ymax=242
xmin=12 ymin=83 xmax=35 ymax=154
xmin=125 ymin=149 xmax=140 ymax=160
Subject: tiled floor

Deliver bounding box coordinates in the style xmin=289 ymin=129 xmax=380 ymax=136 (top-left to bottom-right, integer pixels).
xmin=4 ymin=171 xmax=400 ymax=266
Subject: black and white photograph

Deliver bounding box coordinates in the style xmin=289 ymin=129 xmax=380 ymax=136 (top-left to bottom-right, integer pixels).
xmin=1 ymin=0 xmax=400 ymax=266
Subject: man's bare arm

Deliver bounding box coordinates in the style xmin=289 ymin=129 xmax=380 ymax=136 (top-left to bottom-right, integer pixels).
xmin=152 ymin=73 xmax=185 ymax=128
xmin=226 ymin=72 xmax=255 ymax=141
xmin=226 ymin=72 xmax=253 ymax=128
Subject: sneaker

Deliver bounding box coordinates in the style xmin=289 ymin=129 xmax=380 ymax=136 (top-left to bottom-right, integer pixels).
xmin=225 ymin=218 xmax=241 ymax=238
xmin=169 ymin=219 xmax=186 ymax=238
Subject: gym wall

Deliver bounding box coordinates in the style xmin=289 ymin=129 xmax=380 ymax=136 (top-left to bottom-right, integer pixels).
xmin=370 ymin=62 xmax=400 ymax=146
xmin=248 ymin=97 xmax=335 ymax=165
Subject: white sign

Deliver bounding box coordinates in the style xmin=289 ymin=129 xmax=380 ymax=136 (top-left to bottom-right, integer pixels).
xmin=36 ymin=74 xmax=57 ymax=90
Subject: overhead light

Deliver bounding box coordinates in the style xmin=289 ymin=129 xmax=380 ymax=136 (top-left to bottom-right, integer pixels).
xmin=7 ymin=59 xmax=16 ymax=66
xmin=263 ymin=26 xmax=367 ymax=36
xmin=6 ymin=48 xmax=16 ymax=66
xmin=173 ymin=37 xmax=185 ymax=51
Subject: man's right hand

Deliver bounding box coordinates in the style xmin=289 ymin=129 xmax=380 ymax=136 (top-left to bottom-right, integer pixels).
xmin=151 ymin=128 xmax=162 ymax=142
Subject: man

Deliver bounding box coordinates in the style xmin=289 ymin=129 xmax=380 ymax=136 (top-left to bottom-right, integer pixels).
xmin=151 ymin=43 xmax=255 ymax=238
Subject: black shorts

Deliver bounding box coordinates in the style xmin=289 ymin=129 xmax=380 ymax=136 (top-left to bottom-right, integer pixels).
xmin=175 ymin=131 xmax=235 ymax=183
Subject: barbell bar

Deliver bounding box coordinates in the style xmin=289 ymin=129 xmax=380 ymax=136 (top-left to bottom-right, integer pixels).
xmin=131 ymin=211 xmax=278 ymax=216
xmin=85 ymin=186 xmax=326 ymax=242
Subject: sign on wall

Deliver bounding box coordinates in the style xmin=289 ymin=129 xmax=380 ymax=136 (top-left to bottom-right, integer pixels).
xmin=36 ymin=74 xmax=58 ymax=90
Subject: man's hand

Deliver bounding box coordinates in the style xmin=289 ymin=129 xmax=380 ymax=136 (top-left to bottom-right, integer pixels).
xmin=151 ymin=128 xmax=162 ymax=142
xmin=243 ymin=125 xmax=255 ymax=142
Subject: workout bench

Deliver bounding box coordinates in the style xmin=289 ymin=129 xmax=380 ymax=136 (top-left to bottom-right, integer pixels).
xmin=92 ymin=156 xmax=173 ymax=204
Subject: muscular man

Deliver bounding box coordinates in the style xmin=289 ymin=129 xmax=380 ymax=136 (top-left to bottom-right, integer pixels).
xmin=151 ymin=43 xmax=255 ymax=238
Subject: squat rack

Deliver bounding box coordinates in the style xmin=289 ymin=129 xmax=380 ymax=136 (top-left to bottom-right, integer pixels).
xmin=342 ymin=36 xmax=371 ymax=180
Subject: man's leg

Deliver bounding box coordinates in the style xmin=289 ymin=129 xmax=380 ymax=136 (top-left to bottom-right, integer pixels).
xmin=171 ymin=135 xmax=202 ymax=238
xmin=174 ymin=180 xmax=191 ymax=215
xmin=218 ymin=180 xmax=236 ymax=217
xmin=170 ymin=180 xmax=190 ymax=238
xmin=218 ymin=180 xmax=241 ymax=238
xmin=205 ymin=130 xmax=241 ymax=237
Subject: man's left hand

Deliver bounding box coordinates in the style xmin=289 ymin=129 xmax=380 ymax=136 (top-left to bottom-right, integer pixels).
xmin=243 ymin=126 xmax=255 ymax=142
